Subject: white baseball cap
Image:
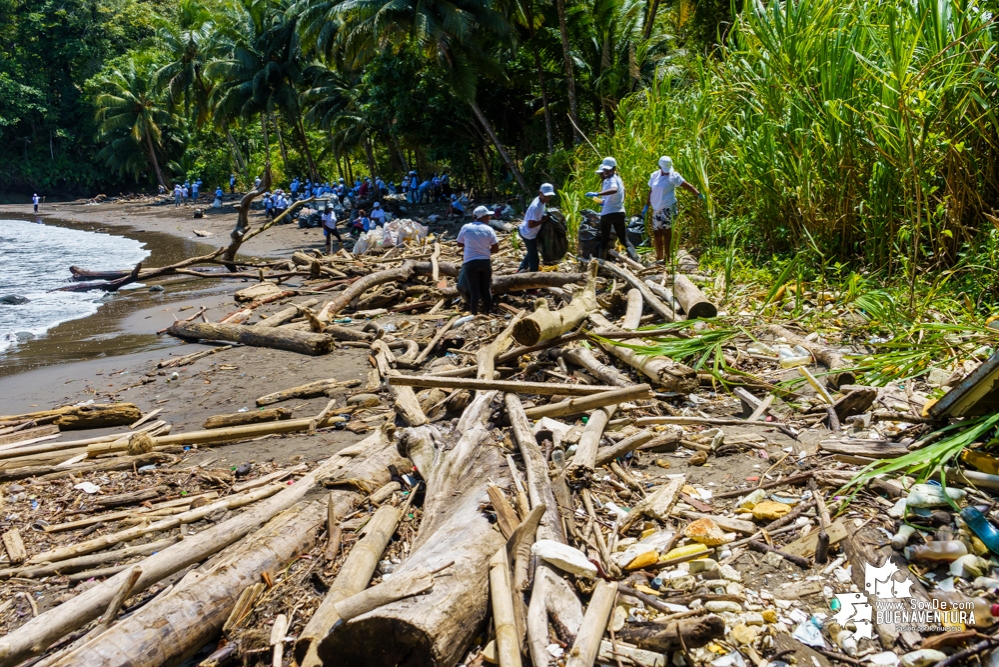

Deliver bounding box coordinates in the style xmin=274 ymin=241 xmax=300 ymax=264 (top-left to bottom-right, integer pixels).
xmin=539 ymin=183 xmax=556 ymax=196
xmin=659 ymin=156 xmax=673 ymax=173
xmin=473 ymin=205 xmax=491 ymax=219
xmin=595 ymin=157 xmax=617 ymax=173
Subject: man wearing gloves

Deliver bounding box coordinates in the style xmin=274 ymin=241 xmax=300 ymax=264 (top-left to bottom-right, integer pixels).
xmin=587 ymin=156 xmax=638 ymax=261
xmin=644 ymin=156 xmax=702 ymax=263
xmin=519 ymin=183 xmax=556 ymax=272
xmin=457 ymin=206 xmax=500 ymax=315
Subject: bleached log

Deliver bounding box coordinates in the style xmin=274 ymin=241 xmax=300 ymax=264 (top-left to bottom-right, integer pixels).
xmin=524 ymin=384 xmax=651 ymax=420
xmin=565 ymin=405 xmax=617 ymax=485
xmin=512 ymin=260 xmax=599 ymax=347
xmin=256 ymin=378 xmax=361 ymax=406
xmin=0 ymin=425 xmax=404 ymax=666
xmin=561 ymin=346 xmax=633 ymax=387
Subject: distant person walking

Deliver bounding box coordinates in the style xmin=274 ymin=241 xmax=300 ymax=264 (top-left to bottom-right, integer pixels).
xmin=322 ymin=204 xmax=343 ymax=254
xmin=32 ymin=193 xmax=40 ymax=214
xmin=191 ymin=181 xmax=200 ymax=202
xmin=519 ymin=183 xmax=556 ymax=273
xmin=174 ymin=184 xmax=183 ymax=207
xmin=644 ymin=156 xmax=702 ymax=264
xmin=587 ymin=156 xmax=638 ymax=262
xmin=456 ymin=206 xmax=500 ymax=315
xmin=229 ymin=174 xmax=236 ymax=194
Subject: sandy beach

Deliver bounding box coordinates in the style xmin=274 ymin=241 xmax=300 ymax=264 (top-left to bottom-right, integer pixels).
xmin=0 ymin=194 xmax=378 ymax=463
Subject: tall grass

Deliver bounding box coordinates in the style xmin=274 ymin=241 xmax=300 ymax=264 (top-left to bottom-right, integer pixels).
xmin=565 ymin=0 xmax=999 ymax=299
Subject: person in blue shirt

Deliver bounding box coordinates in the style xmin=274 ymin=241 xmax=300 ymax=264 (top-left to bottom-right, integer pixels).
xmin=215 ymin=186 xmax=224 ymax=206
xmin=457 ymin=206 xmax=500 ymax=315
xmin=290 ymin=179 xmax=299 ymax=196
xmin=191 ymin=181 xmax=200 ymax=201
xmin=229 ymin=174 xmax=236 ymax=194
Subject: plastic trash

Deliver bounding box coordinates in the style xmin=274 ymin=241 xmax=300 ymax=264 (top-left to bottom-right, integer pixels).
xmin=905 ymin=483 xmax=966 ymax=508
xmin=736 ymin=488 xmax=767 ymax=509
xmin=531 ymin=539 xmax=598 ymax=579
xmin=454 ymin=315 xmax=475 ymax=326
xmin=950 ymin=554 xmax=991 ymax=578
xmin=73 ymin=482 xmax=100 ymax=494
xmin=891 ymin=524 xmax=917 ymax=549
xmin=791 ymin=617 xmax=826 ymax=648
xmin=961 ymin=506 xmax=999 ymax=555
xmin=904 ymin=541 xmax=968 ymax=563
xmin=901 ymin=650 xmax=947 ymax=667
xmin=826 ymin=622 xmax=858 ymax=656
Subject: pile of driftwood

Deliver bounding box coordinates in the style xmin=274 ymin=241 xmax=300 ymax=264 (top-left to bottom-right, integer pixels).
xmin=11 ymin=207 xmax=999 ymax=667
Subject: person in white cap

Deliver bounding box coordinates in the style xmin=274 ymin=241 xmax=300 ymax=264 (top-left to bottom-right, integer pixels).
xmin=456 ymin=206 xmax=500 ymax=315
xmin=370 ymin=201 xmax=386 ymax=226
xmin=518 ymin=183 xmax=556 ymax=272
xmin=586 ymin=156 xmax=638 ymax=261
xmin=32 ymin=193 xmax=40 ymax=214
xmin=644 ymin=155 xmax=702 ymax=263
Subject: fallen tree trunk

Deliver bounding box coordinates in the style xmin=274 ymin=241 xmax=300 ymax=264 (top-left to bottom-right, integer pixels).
xmin=564 ymin=405 xmax=617 ymax=485
xmin=167 ymin=321 xmax=335 ymax=356
xmin=254 ymin=298 xmax=319 ymax=328
xmin=512 ymin=260 xmax=598 ymax=346
xmin=317 ymin=261 xmax=418 ymax=321
xmin=670 ymin=275 xmax=718 ymax=320
xmin=0 ymin=404 xmax=140 ymax=430
xmin=600 ymin=261 xmax=675 ymax=322
xmin=767 ymin=324 xmax=856 ymax=389
xmin=0 ymin=536 xmax=181 ymax=580
xmin=319 ymin=391 xmax=509 ymax=666
xmin=523 ymin=384 xmax=651 ymax=420
xmin=0 ymin=452 xmax=174 ymax=484
xmin=47 ymin=500 xmax=328 ymax=667
xmin=296 ymin=503 xmax=404 ymax=666
xmin=594 ymin=429 xmax=659 ymax=467
xmin=0 ymin=425 xmax=403 ymax=666
xmin=0 ymin=425 xmax=58 ymax=447
xmin=203 ymin=407 xmax=292 ymax=429
xmin=561 ymin=347 xmax=633 ymax=387
xmin=256 ymin=378 xmax=361 ymax=406
xmin=589 ymin=313 xmax=697 ymax=394
xmin=439 ymin=271 xmax=586 ymax=298
xmin=388 ymin=375 xmax=622 ymax=396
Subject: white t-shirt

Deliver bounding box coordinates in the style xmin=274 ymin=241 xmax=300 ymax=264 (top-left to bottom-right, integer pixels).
xmin=322 ymin=211 xmax=337 ymax=229
xmin=648 ymin=169 xmax=685 ymax=211
xmin=370 ymin=209 xmax=386 ymax=224
xmin=457 ymin=222 xmax=498 ymax=262
xmin=32 ymin=195 xmax=39 ymax=205
xmin=519 ymin=196 xmax=546 ymax=240
xmin=600 ymin=174 xmax=625 ymax=215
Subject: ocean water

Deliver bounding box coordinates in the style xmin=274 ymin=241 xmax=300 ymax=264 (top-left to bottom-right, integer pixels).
xmin=0 ymin=219 xmax=150 ymax=353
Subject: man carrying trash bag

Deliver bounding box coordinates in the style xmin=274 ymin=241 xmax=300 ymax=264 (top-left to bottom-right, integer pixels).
xmin=587 ymin=156 xmax=639 ymax=262
xmin=456 ymin=206 xmax=500 ymax=315
xmin=518 ymin=183 xmax=557 ymax=272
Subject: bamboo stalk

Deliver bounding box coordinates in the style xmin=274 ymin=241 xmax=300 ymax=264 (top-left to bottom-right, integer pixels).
xmin=489 ymin=547 xmax=523 ymax=667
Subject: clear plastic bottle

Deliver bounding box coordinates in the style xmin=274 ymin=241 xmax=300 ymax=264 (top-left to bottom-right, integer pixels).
xmin=928 ymin=591 xmax=999 ymax=628
xmin=906 ymin=484 xmax=967 ymax=508
xmin=903 ymin=541 xmax=969 ymax=563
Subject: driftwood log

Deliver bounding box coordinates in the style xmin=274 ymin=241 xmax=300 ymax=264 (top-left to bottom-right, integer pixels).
xmin=0 ymin=404 xmax=140 ymax=430
xmin=202 ymin=407 xmax=292 ymax=429
xmin=561 ymin=346 xmax=633 ymax=387
xmin=589 ymin=291 xmax=697 ymax=393
xmin=167 ymin=321 xmax=336 ymax=356
xmin=438 ymin=271 xmax=587 ymax=299
xmin=256 ymin=378 xmax=360 ymax=406
xmin=617 ymin=615 xmax=726 ymax=652
xmin=319 ymin=391 xmax=509 ymax=666
xmin=600 ymin=261 xmax=675 ymax=322
xmin=512 ymin=260 xmax=599 ymax=346
xmin=0 ymin=426 xmax=403 ymax=666
xmin=670 ymin=274 xmax=718 ymax=319
xmin=768 ymin=324 xmax=856 ymax=389
xmin=524 ymin=384 xmax=651 ymax=420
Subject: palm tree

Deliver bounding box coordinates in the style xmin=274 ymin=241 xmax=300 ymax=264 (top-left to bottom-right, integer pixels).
xmin=209 ymin=0 xmax=319 ymax=180
xmin=93 ymin=59 xmax=173 ymax=189
xmin=154 ymin=0 xmax=218 ymax=124
xmin=324 ymin=0 xmax=531 ymax=194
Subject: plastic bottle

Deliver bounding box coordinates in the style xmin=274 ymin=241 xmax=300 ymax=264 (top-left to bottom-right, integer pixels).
xmin=905 ymin=484 xmax=967 ymax=508
xmin=960 ymin=507 xmax=999 ymax=556
xmin=891 ymin=524 xmax=917 ymax=549
xmin=928 ymin=591 xmax=999 ymax=628
xmin=903 ymin=541 xmax=968 ymax=563
xmin=826 ymin=622 xmax=858 ymax=657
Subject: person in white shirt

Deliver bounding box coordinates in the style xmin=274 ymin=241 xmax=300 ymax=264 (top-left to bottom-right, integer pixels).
xmin=457 ymin=206 xmax=500 ymax=315
xmin=586 ymin=156 xmax=637 ymax=261
xmin=370 ymin=201 xmax=386 ymax=226
xmin=644 ymin=155 xmax=702 ymax=263
xmin=322 ymin=204 xmax=342 ymax=254
xmin=32 ymin=193 xmax=40 ymax=213
xmin=174 ymin=184 xmax=183 ymax=208
xmin=519 ymin=183 xmax=556 ymax=272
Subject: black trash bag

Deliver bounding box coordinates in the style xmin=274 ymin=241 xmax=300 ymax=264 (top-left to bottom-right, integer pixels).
xmin=627 ymin=215 xmax=647 ymax=248
xmin=537 ymin=208 xmax=569 ymax=264
xmin=577 ymin=209 xmax=608 ymax=260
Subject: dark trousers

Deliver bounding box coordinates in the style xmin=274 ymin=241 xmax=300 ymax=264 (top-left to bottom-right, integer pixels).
xmin=462 ymin=259 xmax=493 ymax=315
xmin=519 ymin=237 xmax=539 ymax=272
xmin=598 ymin=211 xmax=638 ymax=260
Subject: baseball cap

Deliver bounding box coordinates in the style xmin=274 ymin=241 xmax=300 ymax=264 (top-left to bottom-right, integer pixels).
xmin=595 ymin=157 xmax=617 ymax=173
xmin=539 ymin=183 xmax=556 ymax=196
xmin=373 ymin=202 xmax=380 ymax=208
xmin=473 ymin=205 xmax=491 ymax=219
xmin=659 ymin=156 xmax=673 ymax=173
